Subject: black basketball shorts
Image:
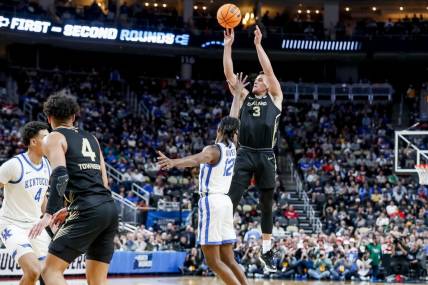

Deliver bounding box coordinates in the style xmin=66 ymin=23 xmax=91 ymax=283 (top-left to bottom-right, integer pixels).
xmin=49 ymin=200 xmax=118 ymax=264
xmin=231 ymin=147 xmax=277 ymax=189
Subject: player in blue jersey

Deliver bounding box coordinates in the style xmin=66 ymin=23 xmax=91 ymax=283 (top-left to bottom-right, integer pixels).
xmin=158 ymin=115 xmax=249 ymax=285
xmin=0 ymin=121 xmax=51 ymax=285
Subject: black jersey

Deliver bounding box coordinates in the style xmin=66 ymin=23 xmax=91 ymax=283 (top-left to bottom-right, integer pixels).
xmin=239 ymin=94 xmax=281 ymax=149
xmin=54 ymin=127 xmax=112 ymax=210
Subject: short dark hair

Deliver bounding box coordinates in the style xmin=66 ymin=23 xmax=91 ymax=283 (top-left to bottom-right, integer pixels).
xmin=218 ymin=116 xmax=240 ymax=145
xmin=43 ymin=90 xmax=80 ymax=121
xmin=20 ymin=121 xmax=49 ymax=146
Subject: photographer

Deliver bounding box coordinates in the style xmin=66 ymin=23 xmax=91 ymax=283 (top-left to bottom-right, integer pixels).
xmin=390 ymin=233 xmax=410 ymax=277
xmin=308 ymin=252 xmax=332 ymax=280
xmin=241 ymin=243 xmax=263 ymax=276
xmin=181 ymin=247 xmax=204 ymax=275
xmin=408 ymin=238 xmax=426 ymax=278
xmin=332 ymin=252 xmax=350 ymax=280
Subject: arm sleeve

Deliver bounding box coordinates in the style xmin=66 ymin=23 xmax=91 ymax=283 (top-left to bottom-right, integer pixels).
xmin=0 ymin=157 xmax=23 ymax=185
xmin=46 ymin=166 xmax=69 ymax=215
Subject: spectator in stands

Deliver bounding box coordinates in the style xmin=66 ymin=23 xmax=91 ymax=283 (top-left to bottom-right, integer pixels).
xmin=125 ymin=190 xmax=139 ymax=204
xmin=356 ymin=252 xmax=372 ymax=281
xmin=284 ymin=205 xmax=299 ymax=226
xmin=367 ymin=235 xmax=382 ymax=279
xmin=181 ymin=248 xmax=204 ymax=275
xmin=272 ymin=221 xmax=286 ymax=239
xmin=244 ymin=223 xmax=262 ymax=242
xmin=241 ymin=245 xmax=263 ymax=277
xmin=308 ymin=252 xmax=332 ymax=280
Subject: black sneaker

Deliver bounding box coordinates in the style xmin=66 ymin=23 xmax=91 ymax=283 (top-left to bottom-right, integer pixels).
xmin=260 ymin=249 xmax=277 ymax=272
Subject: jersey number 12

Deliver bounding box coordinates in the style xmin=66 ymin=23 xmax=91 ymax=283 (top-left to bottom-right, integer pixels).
xmin=223 ymin=158 xmax=235 ymax=177
xmin=82 ymin=138 xmax=96 ymax=162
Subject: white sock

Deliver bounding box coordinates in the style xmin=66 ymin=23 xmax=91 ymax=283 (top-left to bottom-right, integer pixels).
xmin=262 ymin=239 xmax=271 ymax=254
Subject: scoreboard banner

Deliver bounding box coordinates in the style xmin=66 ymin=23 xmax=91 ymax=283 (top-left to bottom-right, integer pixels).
xmin=0 ymin=15 xmax=190 ymax=46
xmin=0 ymin=249 xmax=86 ymax=276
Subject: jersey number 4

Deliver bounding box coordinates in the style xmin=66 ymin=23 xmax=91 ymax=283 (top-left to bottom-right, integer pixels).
xmin=81 ymin=138 xmax=96 ymax=162
xmin=223 ymin=158 xmax=236 ymax=177
xmin=34 ymin=188 xmax=42 ymax=202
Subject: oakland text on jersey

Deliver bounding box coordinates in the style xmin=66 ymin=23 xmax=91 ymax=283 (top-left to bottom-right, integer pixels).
xmin=247 ymin=100 xmax=268 ymax=107
xmin=25 ymin=177 xmax=49 ymax=189
xmin=78 ymin=163 xmax=101 ymax=170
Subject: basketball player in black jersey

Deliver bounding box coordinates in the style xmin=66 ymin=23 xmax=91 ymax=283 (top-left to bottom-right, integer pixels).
xmin=29 ymin=91 xmax=118 ymax=285
xmin=224 ymin=25 xmax=283 ymax=272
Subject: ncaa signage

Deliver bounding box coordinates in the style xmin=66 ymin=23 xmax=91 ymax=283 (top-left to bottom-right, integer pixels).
xmin=0 ymin=249 xmax=86 ymax=276
xmin=133 ymin=253 xmax=153 ymax=269
xmin=0 ymin=15 xmax=190 ymax=46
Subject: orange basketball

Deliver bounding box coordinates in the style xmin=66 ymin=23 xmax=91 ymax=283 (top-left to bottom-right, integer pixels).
xmin=217 ymin=4 xmax=242 ymax=29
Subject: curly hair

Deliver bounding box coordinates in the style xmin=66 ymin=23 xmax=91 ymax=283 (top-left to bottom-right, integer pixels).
xmin=20 ymin=121 xmax=49 ymax=146
xmin=218 ymin=116 xmax=240 ymax=146
xmin=43 ymin=90 xmax=80 ymax=121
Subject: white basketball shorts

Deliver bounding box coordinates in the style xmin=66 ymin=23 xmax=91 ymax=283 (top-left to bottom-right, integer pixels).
xmin=197 ymin=194 xmax=236 ymax=245
xmin=0 ymin=217 xmax=50 ymax=261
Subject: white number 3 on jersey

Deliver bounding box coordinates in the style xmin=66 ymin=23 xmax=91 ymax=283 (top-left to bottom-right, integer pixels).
xmin=81 ymin=138 xmax=96 ymax=162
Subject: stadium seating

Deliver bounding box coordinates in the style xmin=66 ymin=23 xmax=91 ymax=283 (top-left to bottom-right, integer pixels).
xmin=0 ymin=66 xmax=427 ymax=280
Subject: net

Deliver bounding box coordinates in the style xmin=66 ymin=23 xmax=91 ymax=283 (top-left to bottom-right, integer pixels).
xmin=415 ymin=164 xmax=428 ymax=185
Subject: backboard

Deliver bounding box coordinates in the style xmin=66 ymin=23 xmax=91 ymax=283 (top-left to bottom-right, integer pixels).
xmin=394 ymin=125 xmax=428 ymax=173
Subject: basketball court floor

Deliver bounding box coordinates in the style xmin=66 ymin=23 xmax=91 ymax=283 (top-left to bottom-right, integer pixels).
xmin=0 ymin=278 xmax=421 ymax=285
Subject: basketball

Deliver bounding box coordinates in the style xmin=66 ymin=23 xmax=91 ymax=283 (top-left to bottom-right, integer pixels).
xmin=217 ymin=3 xmax=241 ymax=29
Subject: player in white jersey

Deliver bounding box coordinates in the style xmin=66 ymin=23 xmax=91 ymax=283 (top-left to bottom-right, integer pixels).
xmin=0 ymin=121 xmax=51 ymax=285
xmin=158 ymin=116 xmax=249 ymax=285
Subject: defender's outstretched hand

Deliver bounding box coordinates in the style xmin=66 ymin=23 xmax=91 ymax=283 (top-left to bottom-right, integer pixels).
xmin=157 ymin=151 xmax=175 ymax=170
xmin=28 ymin=213 xmax=52 ymax=239
xmin=224 ymin=28 xmax=235 ymax=46
xmin=227 ymin=72 xmax=249 ymax=97
xmin=254 ymin=25 xmax=262 ymax=46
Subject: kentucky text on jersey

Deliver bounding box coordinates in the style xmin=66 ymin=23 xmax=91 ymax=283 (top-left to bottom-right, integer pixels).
xmin=25 ymin=177 xmax=49 ymax=189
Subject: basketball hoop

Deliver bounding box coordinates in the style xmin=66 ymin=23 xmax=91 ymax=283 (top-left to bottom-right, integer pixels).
xmin=415 ymin=164 xmax=428 ymax=185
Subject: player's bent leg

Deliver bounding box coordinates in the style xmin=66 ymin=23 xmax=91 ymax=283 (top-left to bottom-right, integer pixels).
xmin=41 ymin=254 xmax=69 ymax=285
xmin=201 ymin=245 xmax=241 ymax=285
xmin=86 ymin=259 xmax=109 ymax=285
xmin=228 ymin=151 xmax=253 ymax=211
xmin=18 ymin=253 xmax=41 ymax=285
xmin=228 ymin=181 xmax=249 ymax=212
xmin=219 ymin=244 xmax=249 ymax=285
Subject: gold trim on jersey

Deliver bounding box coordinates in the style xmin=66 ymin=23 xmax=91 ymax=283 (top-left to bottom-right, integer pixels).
xmin=52 ymin=211 xmax=79 ymax=241
xmin=271 ymin=114 xmax=281 ymax=148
